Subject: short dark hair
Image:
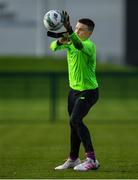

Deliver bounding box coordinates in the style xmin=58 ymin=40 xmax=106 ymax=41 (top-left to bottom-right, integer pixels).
xmin=78 ymin=18 xmax=95 ymax=32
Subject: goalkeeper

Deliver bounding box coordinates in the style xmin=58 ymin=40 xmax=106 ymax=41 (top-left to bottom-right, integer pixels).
xmin=50 ymin=11 xmax=100 ymax=171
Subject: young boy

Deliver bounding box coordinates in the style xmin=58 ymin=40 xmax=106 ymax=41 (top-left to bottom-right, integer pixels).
xmin=50 ymin=11 xmax=100 ymax=171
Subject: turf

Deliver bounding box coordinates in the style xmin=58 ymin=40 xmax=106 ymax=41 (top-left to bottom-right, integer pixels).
xmin=0 ymin=99 xmax=138 ymax=179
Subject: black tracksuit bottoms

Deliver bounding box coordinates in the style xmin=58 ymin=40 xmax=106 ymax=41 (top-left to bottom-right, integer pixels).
xmin=68 ymin=88 xmax=99 ymax=159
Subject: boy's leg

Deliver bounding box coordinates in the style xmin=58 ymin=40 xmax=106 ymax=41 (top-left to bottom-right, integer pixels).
xmin=69 ymin=121 xmax=81 ymax=159
xmin=54 ymin=89 xmax=82 ymax=170
xmin=68 ymin=89 xmax=81 ymax=160
xmin=70 ymin=88 xmax=99 ymax=158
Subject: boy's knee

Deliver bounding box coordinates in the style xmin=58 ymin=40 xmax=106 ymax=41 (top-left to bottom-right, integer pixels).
xmin=70 ymin=115 xmax=82 ymax=128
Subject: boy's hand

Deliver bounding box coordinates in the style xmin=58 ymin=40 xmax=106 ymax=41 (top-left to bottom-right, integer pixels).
xmin=62 ymin=11 xmax=72 ymax=31
xmin=58 ymin=32 xmax=70 ymax=44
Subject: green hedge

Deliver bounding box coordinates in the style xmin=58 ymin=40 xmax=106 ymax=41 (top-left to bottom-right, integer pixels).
xmin=0 ymin=56 xmax=137 ymax=72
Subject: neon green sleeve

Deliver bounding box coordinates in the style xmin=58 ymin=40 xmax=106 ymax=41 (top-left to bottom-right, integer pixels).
xmin=50 ymin=40 xmax=69 ymax=51
xmin=69 ymin=33 xmax=83 ymax=50
xmin=81 ymin=40 xmax=95 ymax=56
xmin=70 ymin=32 xmax=93 ymax=56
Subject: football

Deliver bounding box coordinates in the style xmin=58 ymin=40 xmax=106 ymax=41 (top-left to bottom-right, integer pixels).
xmin=43 ymin=10 xmax=63 ymax=31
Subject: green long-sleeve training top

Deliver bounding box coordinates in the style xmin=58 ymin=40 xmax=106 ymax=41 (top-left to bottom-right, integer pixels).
xmin=50 ymin=32 xmax=98 ymax=91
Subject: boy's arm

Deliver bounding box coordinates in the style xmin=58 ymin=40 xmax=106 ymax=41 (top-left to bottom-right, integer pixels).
xmin=67 ymin=29 xmax=93 ymax=56
xmin=62 ymin=11 xmax=83 ymax=50
xmin=50 ymin=39 xmax=69 ymax=51
xmin=70 ymin=32 xmax=94 ymax=56
xmin=62 ymin=11 xmax=92 ymax=56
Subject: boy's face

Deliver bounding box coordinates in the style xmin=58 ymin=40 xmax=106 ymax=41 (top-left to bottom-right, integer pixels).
xmin=75 ymin=22 xmax=92 ymax=40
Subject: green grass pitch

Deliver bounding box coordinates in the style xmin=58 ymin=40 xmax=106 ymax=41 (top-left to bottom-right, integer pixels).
xmin=0 ymin=98 xmax=138 ymax=179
